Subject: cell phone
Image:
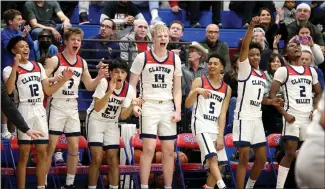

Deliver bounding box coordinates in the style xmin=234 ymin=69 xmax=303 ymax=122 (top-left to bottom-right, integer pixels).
xmin=20 ymin=22 xmax=25 ymax=32
xmin=296 ymin=36 xmax=309 ymax=43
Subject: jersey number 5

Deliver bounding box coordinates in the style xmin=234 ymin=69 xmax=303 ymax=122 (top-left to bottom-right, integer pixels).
xmin=29 ymin=84 xmax=39 ymax=97
xmin=209 ymin=102 xmax=215 ymax=114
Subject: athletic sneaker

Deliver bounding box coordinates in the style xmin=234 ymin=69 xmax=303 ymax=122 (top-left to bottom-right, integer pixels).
xmin=54 ymin=150 xmax=66 ymax=166
xmin=61 ymin=185 xmax=75 ymax=189
xmin=1 ymin=132 xmax=12 ymax=140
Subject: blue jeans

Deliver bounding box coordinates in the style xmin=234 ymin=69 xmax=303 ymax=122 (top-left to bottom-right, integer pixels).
xmin=30 ymin=25 xmax=63 ymax=41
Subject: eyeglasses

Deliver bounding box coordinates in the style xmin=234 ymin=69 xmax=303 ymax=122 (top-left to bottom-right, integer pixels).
xmin=100 ymin=24 xmax=112 ymax=29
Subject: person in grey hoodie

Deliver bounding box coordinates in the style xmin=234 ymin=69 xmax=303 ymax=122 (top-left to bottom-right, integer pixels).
xmin=281 ymin=1 xmax=296 ymax=26
xmin=119 ymin=19 xmax=152 ymax=65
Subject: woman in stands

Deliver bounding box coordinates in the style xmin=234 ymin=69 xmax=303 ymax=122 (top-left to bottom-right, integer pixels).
xmin=232 ymin=17 xmax=283 ymax=189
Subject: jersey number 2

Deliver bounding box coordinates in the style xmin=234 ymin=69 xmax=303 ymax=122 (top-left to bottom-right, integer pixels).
xmin=29 ymin=84 xmax=39 ymax=97
xmin=299 ymin=86 xmax=306 ymax=97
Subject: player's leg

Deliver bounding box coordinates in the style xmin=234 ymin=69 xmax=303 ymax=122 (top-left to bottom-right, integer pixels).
xmin=105 ymin=149 xmax=119 ymax=188
xmin=140 ymin=137 xmax=157 ymax=187
xmin=87 ymin=117 xmax=105 ymax=188
xmin=160 ymin=139 xmax=175 ymax=188
xmin=35 ymin=143 xmax=48 ymax=188
xmin=17 ymin=143 xmax=31 ymax=188
xmin=246 ymin=119 xmax=267 ymax=188
xmin=236 ymin=147 xmax=250 ymax=189
xmin=276 ymin=120 xmax=299 ymax=188
xmin=88 ymin=146 xmax=103 ymax=188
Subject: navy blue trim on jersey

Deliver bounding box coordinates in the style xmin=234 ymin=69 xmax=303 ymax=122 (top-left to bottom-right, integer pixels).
xmin=61 ymin=52 xmax=79 ymax=66
xmin=47 ymin=98 xmax=53 ymax=128
xmin=203 ymin=152 xmax=218 ymax=166
xmin=142 ymin=52 xmax=147 ymax=71
xmin=17 ymin=61 xmax=35 ymax=72
xmin=88 ymin=142 xmax=103 ymax=147
xmin=252 ymin=68 xmax=264 ymax=78
xmin=18 ymin=139 xmax=49 ymax=145
xmin=282 ymin=135 xmax=299 ymax=141
xmin=81 ymin=57 xmax=85 ymax=73
xmin=237 ymin=66 xmax=252 ymax=82
xmin=288 ymin=65 xmax=307 ymax=75
xmin=86 ymin=109 xmax=94 ymax=139
xmin=49 ymin=130 xmax=63 ymax=135
xmin=65 ymin=132 xmax=81 ymax=137
xmin=284 ymin=84 xmax=289 ymax=112
xmin=53 ymin=55 xmax=61 ymax=75
xmin=140 ymin=133 xmax=156 ymax=139
xmin=225 ymin=84 xmax=228 ymax=97
xmin=104 ymin=145 xmax=120 ymax=150
xmin=234 ymin=141 xmax=250 ymax=147
xmin=202 ymin=133 xmax=210 ymax=153
xmin=18 ymin=140 xmax=32 ymax=145
xmin=15 ymin=71 xmax=20 ymax=106
xmin=193 ymin=77 xmax=204 ymax=135
xmin=149 ymin=49 xmax=170 ymax=64
xmin=237 ymin=82 xmax=247 ymax=119
xmin=239 ymin=120 xmax=242 ymax=141
xmin=251 ymin=142 xmax=266 ymax=148
xmin=282 ymin=66 xmax=290 ymax=86
xmin=159 ymin=135 xmax=177 ymax=140
xmin=205 ymin=75 xmax=224 ymax=91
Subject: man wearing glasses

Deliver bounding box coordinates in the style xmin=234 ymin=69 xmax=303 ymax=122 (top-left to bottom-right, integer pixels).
xmin=200 ymin=24 xmax=231 ymax=72
xmin=81 ymin=18 xmax=120 ymax=72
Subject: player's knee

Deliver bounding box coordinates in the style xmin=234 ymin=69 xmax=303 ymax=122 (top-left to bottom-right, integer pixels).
xmin=162 ymin=150 xmax=174 ymax=159
xmin=92 ymin=155 xmax=103 ymax=166
xmin=238 ymin=152 xmax=249 ymax=165
xmin=68 ymin=144 xmax=79 ymax=154
xmin=19 ymin=150 xmax=30 ymax=162
xmin=36 ymin=150 xmax=48 ymax=161
xmin=208 ymin=156 xmax=218 ymax=166
xmin=255 ymin=154 xmax=266 ymax=163
xmin=142 ymin=147 xmax=155 ymax=157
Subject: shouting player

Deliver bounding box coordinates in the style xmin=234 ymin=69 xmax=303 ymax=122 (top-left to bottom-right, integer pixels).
xmin=269 ymin=42 xmax=322 ymax=188
xmin=43 ymin=27 xmax=107 ymax=188
xmin=232 ymin=17 xmax=283 ymax=189
xmin=3 ymin=36 xmax=73 ymax=189
xmin=129 ymin=23 xmax=182 ymax=188
xmin=185 ymin=53 xmax=231 ymax=189
xmin=87 ymin=59 xmax=142 ymax=189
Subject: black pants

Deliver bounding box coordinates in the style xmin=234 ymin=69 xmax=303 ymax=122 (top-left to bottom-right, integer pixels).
xmin=187 ymin=1 xmax=222 ymax=24
xmin=262 ymin=104 xmax=283 ymax=136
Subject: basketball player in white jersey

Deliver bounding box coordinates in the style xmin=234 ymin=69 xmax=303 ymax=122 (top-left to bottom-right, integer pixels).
xmin=2 ymin=36 xmax=73 ymax=189
xmin=232 ymin=17 xmax=283 ymax=189
xmin=185 ymin=53 xmax=231 ymax=189
xmin=87 ymin=59 xmax=142 ymax=189
xmin=295 ymin=91 xmax=325 ymax=188
xmin=269 ymin=42 xmax=322 ymax=189
xmin=43 ymin=27 xmax=107 ymax=188
xmin=129 ymin=23 xmax=182 ymax=189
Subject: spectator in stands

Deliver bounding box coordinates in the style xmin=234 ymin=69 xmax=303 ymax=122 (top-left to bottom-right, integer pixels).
xmin=100 ymin=1 xmax=145 ymax=39
xmin=309 ymin=1 xmax=325 ymax=30
xmin=257 ymin=7 xmax=288 ymax=49
xmin=1 ymin=9 xmax=34 ymax=69
xmin=251 ymin=27 xmax=273 ymax=71
xmin=133 ymin=1 xmax=164 ymax=25
xmin=81 ymin=18 xmax=120 ymax=69
xmin=186 ymin=2 xmax=222 ymax=28
xmin=119 ymin=19 xmax=151 ymax=64
xmin=262 ymin=53 xmax=285 ymax=136
xmin=78 ymin=1 xmax=106 ymax=24
xmin=169 ymin=1 xmax=182 ymax=13
xmin=223 ymin=54 xmax=239 ymax=98
xmin=24 ymin=1 xmax=71 ymax=42
xmin=287 ymin=26 xmax=324 ymax=67
xmin=200 ymin=24 xmax=230 ymax=71
xmin=300 ymin=50 xmax=325 ymax=90
xmin=287 ymin=3 xmax=325 ymax=46
xmin=31 ymin=30 xmax=58 ymax=62
xmin=282 ymin=1 xmax=296 ymax=26
xmin=167 ymin=20 xmax=187 ymax=62
xmin=229 ymin=1 xmax=275 ymax=28
xmin=182 ymin=42 xmax=208 ymax=79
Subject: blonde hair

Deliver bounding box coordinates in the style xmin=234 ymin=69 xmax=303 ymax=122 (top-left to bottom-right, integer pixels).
xmin=64 ymin=27 xmax=84 ymax=41
xmin=150 ymin=23 xmax=169 ymax=38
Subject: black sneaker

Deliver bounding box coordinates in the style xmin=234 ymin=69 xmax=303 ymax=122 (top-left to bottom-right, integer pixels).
xmin=79 ymin=12 xmax=89 ymax=25
xmin=61 ymin=185 xmax=75 ymax=189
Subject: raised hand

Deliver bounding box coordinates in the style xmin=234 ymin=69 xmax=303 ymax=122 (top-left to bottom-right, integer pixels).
xmin=22 ymin=25 xmax=31 ymax=37
xmin=108 ymin=76 xmax=117 ymax=92
xmin=98 ymin=66 xmax=108 ymax=79
xmin=273 ymin=34 xmax=282 ymax=46
xmin=250 ymin=16 xmax=261 ymax=27
xmin=13 ymin=54 xmax=21 ymax=68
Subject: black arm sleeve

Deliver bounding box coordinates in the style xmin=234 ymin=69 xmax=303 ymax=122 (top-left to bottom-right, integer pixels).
xmin=1 ymin=82 xmax=30 ymax=133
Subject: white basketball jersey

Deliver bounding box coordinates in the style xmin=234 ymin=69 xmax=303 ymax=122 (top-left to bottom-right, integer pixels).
xmin=282 ymin=65 xmax=313 ymax=116
xmin=88 ymin=79 xmax=129 ymax=122
xmin=14 ymin=61 xmax=44 ymax=105
xmin=51 ymin=53 xmax=83 ymax=99
xmin=140 ymin=50 xmax=175 ymax=101
xmin=191 ymin=76 xmax=228 ymax=135
xmin=235 ymin=68 xmax=267 ymax=120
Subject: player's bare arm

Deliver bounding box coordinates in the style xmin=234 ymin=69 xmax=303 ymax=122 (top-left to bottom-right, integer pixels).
xmin=239 ymin=16 xmax=260 ymax=62
xmin=172 ymin=75 xmax=182 ymax=123
xmin=216 ymin=86 xmax=232 ymax=150
xmin=120 ymin=98 xmax=144 ymax=120
xmin=43 ymin=55 xmax=59 ymax=77
xmin=42 ymin=68 xmax=73 ymax=96
xmin=129 ymin=73 xmax=141 ymax=117
xmin=185 ymin=78 xmax=210 ymax=108
xmin=82 ymin=60 xmax=107 ymax=91
xmin=261 ymin=96 xmax=284 ymax=106
xmin=93 ymin=77 xmax=116 ymax=112
xmin=4 ymin=54 xmax=20 ymax=94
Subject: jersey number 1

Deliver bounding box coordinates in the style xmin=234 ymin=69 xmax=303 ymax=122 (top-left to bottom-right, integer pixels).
xmin=29 ymin=84 xmax=39 ymax=97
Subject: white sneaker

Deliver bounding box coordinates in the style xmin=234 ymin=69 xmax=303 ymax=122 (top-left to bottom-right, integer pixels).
xmin=54 ymin=151 xmax=66 ymax=166
xmin=151 ymin=17 xmax=165 ymax=25
xmin=1 ymin=132 xmax=12 ymax=140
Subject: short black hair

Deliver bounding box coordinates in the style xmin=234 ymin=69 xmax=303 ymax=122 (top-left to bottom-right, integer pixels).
xmin=169 ymin=20 xmax=184 ymax=31
xmin=207 ymin=53 xmax=226 ymax=68
xmin=108 ymin=58 xmax=129 ymax=73
xmin=249 ymin=42 xmax=263 ymax=54
xmin=6 ymin=36 xmax=28 ymax=55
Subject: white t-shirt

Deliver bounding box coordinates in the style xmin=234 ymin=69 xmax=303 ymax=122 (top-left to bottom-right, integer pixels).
xmin=130 ymin=50 xmax=182 ymax=101
xmin=87 ymin=78 xmax=134 ymax=122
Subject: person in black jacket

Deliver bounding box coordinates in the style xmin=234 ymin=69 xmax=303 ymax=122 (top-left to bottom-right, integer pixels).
xmin=1 ymin=82 xmax=44 ymax=139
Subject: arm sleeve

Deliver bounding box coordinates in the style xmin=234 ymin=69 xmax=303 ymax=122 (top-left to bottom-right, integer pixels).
xmin=129 ymin=2 xmax=141 ymax=16
xmin=174 ymin=54 xmax=183 ymax=77
xmin=273 ymin=67 xmax=288 ymax=84
xmin=122 ymin=85 xmax=135 ymax=107
xmin=39 ymin=64 xmax=48 ymax=80
xmin=52 ymin=2 xmax=62 ymax=13
xmin=24 ymin=2 xmax=36 ymax=20
xmin=2 ymin=66 xmax=13 ymax=83
xmin=1 ymin=83 xmax=30 ymax=133
xmin=311 ymin=67 xmax=319 ymax=85
xmin=311 ymin=44 xmax=325 ymax=65
xmin=92 ymin=78 xmax=108 ymax=99
xmin=130 ymin=53 xmax=145 ymax=75
xmin=237 ymin=58 xmax=251 ymax=80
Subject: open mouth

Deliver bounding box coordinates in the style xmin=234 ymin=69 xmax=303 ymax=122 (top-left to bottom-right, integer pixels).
xmin=23 ymin=52 xmax=29 ymax=56
xmin=294 ymin=49 xmax=300 ymax=53
xmin=160 ymin=43 xmax=166 ymax=47
xmin=117 ymin=79 xmax=122 ymax=82
xmin=72 ymin=46 xmax=79 ymax=51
